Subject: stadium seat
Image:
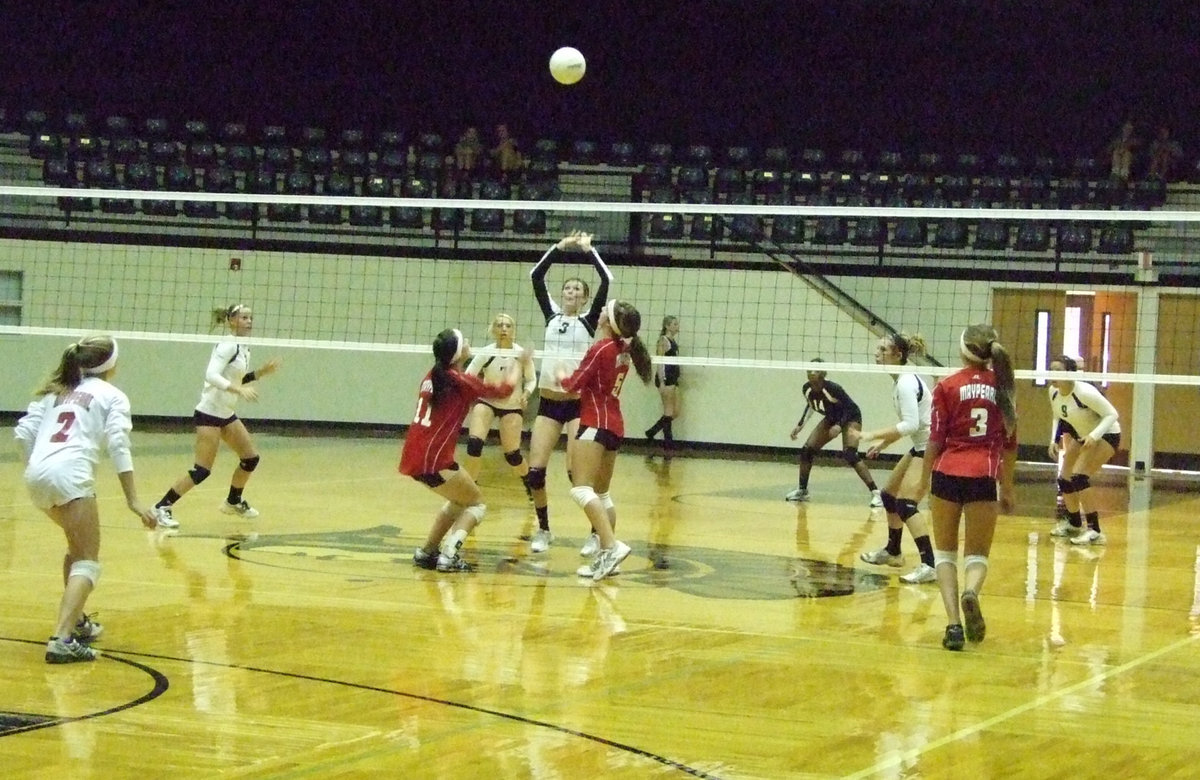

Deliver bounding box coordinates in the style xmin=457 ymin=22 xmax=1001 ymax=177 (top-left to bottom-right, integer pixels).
xmin=862 ymin=172 xmax=895 ymax=200
xmin=57 ymin=181 xmax=94 ymax=215
xmin=63 ymin=112 xmax=89 ymax=137
xmin=514 ymin=182 xmax=549 ymax=234
xmin=470 ymin=180 xmax=508 ymax=232
xmin=1057 ymin=222 xmax=1093 ymax=253
xmin=339 ymin=129 xmax=366 ymax=149
xmin=339 ymin=148 xmax=369 ymax=176
xmin=993 ymin=152 xmax=1021 ymax=179
xmin=1097 ymin=224 xmax=1134 ymax=254
xmin=676 ymin=164 xmax=708 ymax=192
xmin=264 ymin=144 xmax=295 ymax=171
xmin=762 ymin=146 xmax=790 ymax=170
xmin=683 ymin=144 xmax=713 ymax=168
xmin=21 ymin=109 xmax=49 ymax=136
xmin=109 ymin=136 xmax=142 ymax=164
xmin=646 ymin=143 xmax=673 ymax=165
xmin=148 ymin=139 xmax=179 ymax=165
xmin=640 ymin=163 xmax=672 ymax=190
xmin=302 ymin=146 xmax=334 ymax=175
xmin=377 ymin=148 xmax=407 ymax=177
xmin=377 ymin=130 xmax=405 ymax=152
xmin=714 ymin=167 xmax=747 ymax=195
xmin=648 ymin=212 xmax=684 ymax=240
xmin=727 ymin=194 xmax=763 ymax=241
xmin=68 ymin=135 xmax=100 ymax=161
xmin=877 ymin=150 xmax=904 ymax=174
xmin=569 ymin=139 xmax=599 ymax=165
xmin=309 ymin=171 xmax=353 ymax=224
xmin=29 ymin=133 xmax=63 ymax=160
xmin=973 ymin=214 xmax=1010 ymax=251
xmin=123 ymin=160 xmax=156 ymax=190
xmin=849 ymin=195 xmax=883 ymax=247
xmin=889 ymin=196 xmax=927 ymax=248
xmin=790 ymin=171 xmax=820 ymax=199
xmin=811 ymin=193 xmax=847 ymax=244
xmin=607 ymin=141 xmax=636 ymax=166
xmin=531 ymin=138 xmax=558 ymax=163
xmin=689 ymin=213 xmax=722 ymax=241
xmin=187 ymin=141 xmax=217 ymax=168
xmin=770 ymin=213 xmax=804 ymax=244
xmin=165 ymin=162 xmax=196 ymax=191
xmin=83 ymin=158 xmax=117 ymax=188
xmin=1014 ymin=221 xmax=1051 ymax=252
xmin=220 ymin=122 xmax=249 ymax=144
xmin=956 ymin=152 xmax=984 ymax=177
xmin=349 ymin=173 xmax=389 ymax=227
xmin=42 ymin=157 xmax=75 ymax=186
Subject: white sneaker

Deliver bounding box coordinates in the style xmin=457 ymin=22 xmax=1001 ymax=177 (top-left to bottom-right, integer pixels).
xmin=869 ymin=489 xmax=883 ymax=507
xmin=1070 ymin=528 xmax=1107 ymax=546
xmin=1050 ymin=520 xmax=1081 ymax=538
xmin=900 ymin=563 xmax=937 ymax=584
xmin=576 ymin=558 xmax=599 ymax=578
xmin=860 ymin=548 xmax=904 ymax=567
xmin=784 ymin=487 xmax=810 ymax=502
xmin=530 ymin=529 xmax=553 ymax=553
xmin=592 ymin=541 xmax=632 ymax=580
xmin=220 ymin=500 xmax=259 ymax=518
xmin=154 ymin=505 xmax=179 ymax=529
xmin=45 ymin=636 xmax=98 ymax=664
xmin=580 ymin=532 xmax=601 ymax=557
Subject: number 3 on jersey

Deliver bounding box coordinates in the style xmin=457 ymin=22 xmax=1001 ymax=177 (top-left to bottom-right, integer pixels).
xmin=969 ymin=407 xmax=988 ymax=437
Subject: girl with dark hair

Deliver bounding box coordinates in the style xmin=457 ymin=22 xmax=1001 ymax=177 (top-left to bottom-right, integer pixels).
xmin=859 ymin=332 xmax=938 ymax=584
xmin=558 ymin=299 xmax=653 ymax=580
xmin=154 ymin=304 xmax=281 ymax=528
xmin=922 ymin=323 xmax=1018 ymax=651
xmin=525 ymin=231 xmax=612 ymax=555
xmin=645 ymin=315 xmax=681 ymax=450
xmin=15 ymin=335 xmax=159 ymax=663
xmin=786 ymin=361 xmax=882 ymax=506
xmin=403 ymin=328 xmax=533 ymax=572
xmin=1047 ymin=354 xmax=1121 ymax=545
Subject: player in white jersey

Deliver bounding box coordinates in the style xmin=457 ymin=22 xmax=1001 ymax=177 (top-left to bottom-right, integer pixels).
xmin=153 ymin=304 xmax=281 ymax=528
xmin=1047 ymin=355 xmax=1121 ymax=545
xmin=463 ymin=312 xmax=538 ymax=495
xmin=859 ymin=333 xmax=939 ymax=584
xmin=14 ymin=335 xmax=158 ymax=663
xmin=525 ymin=231 xmax=612 ymax=554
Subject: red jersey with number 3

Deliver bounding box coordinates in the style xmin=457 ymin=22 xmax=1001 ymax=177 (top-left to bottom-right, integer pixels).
xmin=561 ymin=337 xmax=630 ymax=437
xmin=399 ymin=369 xmax=512 ymax=476
xmin=929 ymin=366 xmax=1016 ymax=479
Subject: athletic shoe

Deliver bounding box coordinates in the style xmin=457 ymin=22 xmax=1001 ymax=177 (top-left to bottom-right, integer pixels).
xmin=961 ymin=590 xmax=986 ymax=642
xmin=580 ymin=532 xmax=601 ymax=557
xmin=942 ymin=624 xmax=965 ymax=651
xmin=413 ymin=548 xmax=438 ymax=570
xmin=45 ymin=637 xmax=98 ymax=664
xmin=591 ymin=541 xmax=632 ymax=581
xmin=1050 ymin=520 xmax=1081 ymax=538
xmin=900 ymin=563 xmax=937 ymax=584
xmin=576 ymin=557 xmax=599 ymax=578
xmin=436 ymin=554 xmax=474 ymax=573
xmin=71 ymin=613 xmax=103 ymax=643
xmin=859 ymin=548 xmax=904 ymax=567
xmin=869 ymin=489 xmax=884 ymax=508
xmin=531 ymin=529 xmax=554 ymax=553
xmin=154 ymin=505 xmax=179 ymax=529
xmin=220 ymin=500 xmax=259 ymax=518
xmin=784 ymin=488 xmax=810 ymax=502
xmin=1070 ymin=529 xmax=1107 ymax=546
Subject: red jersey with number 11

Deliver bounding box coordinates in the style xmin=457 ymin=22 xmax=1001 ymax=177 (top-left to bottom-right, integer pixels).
xmin=399 ymin=369 xmax=512 ymax=476
xmin=929 ymin=366 xmax=1016 ymax=479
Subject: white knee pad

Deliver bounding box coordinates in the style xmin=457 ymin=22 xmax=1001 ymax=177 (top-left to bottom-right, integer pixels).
xmin=933 ymin=550 xmax=958 ymax=570
xmin=569 ymin=485 xmax=598 ymax=509
xmin=462 ymin=503 xmax=486 ymax=525
xmin=69 ymin=559 xmax=101 ymax=587
xmin=596 ymin=491 xmax=614 ymax=511
xmin=964 ymin=554 xmax=989 ymax=574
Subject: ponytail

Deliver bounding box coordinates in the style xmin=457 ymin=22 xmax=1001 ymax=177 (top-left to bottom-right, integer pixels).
xmin=628 ymin=335 xmax=653 ymax=384
xmin=990 ymin=341 xmax=1018 ymax=434
xmin=430 ymin=328 xmax=463 ymax=406
xmin=35 ymin=335 xmax=117 ymax=396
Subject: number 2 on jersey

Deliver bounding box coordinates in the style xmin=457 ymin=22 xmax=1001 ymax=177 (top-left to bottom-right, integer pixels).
xmin=50 ymin=411 xmax=77 ymax=442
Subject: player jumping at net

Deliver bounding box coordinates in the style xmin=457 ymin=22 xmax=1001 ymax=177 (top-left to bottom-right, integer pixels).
xmin=153 ymin=304 xmax=281 ymax=528
xmin=1047 ymin=354 xmax=1121 ymax=545
xmin=787 ymin=359 xmax=882 ymax=506
xmin=15 ymin=335 xmax=159 ymax=664
xmin=404 ymin=328 xmax=533 ymax=572
xmin=858 ymin=332 xmax=938 ymax=584
xmin=557 ymin=299 xmax=653 ymax=580
xmin=463 ymin=312 xmax=538 ymax=496
xmin=526 ymin=231 xmax=612 ymax=555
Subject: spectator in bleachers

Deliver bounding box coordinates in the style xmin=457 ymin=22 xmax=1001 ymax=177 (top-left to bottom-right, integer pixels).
xmin=1147 ymin=125 xmax=1183 ymax=181
xmin=1107 ymin=120 xmax=1140 ymax=182
xmin=490 ymin=123 xmax=524 ymax=182
xmin=454 ymin=126 xmax=483 ymax=179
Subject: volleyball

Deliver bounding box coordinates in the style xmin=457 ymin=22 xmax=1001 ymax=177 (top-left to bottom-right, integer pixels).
xmin=549 ymin=47 xmax=586 ymax=85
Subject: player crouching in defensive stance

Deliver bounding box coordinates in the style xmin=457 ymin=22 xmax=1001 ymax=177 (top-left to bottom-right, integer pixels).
xmin=403 ymin=328 xmax=533 ymax=572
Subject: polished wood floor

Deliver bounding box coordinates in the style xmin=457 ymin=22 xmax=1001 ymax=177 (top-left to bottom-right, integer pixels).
xmin=2 ymin=430 xmax=1200 ymax=778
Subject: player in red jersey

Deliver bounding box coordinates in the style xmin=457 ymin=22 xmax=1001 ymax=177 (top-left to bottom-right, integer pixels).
xmin=922 ymin=323 xmax=1018 ymax=651
xmin=558 ymin=300 xmax=653 ymax=580
xmin=403 ymin=328 xmax=532 ymax=573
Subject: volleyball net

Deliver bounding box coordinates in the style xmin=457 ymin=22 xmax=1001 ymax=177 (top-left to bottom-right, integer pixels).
xmin=1 ymin=182 xmax=1199 ymax=468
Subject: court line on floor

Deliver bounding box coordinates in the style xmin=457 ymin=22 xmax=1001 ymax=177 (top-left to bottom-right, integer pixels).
xmin=843 ymin=631 xmax=1200 ymax=779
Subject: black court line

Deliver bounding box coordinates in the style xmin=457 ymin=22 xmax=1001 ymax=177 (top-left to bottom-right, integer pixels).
xmin=0 ymin=638 xmax=168 ymax=736
xmin=22 ymin=642 xmax=724 ymax=779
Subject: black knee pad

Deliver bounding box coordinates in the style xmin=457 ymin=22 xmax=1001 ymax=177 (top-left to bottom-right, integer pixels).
xmin=880 ymin=490 xmax=898 ymax=514
xmin=842 ymin=448 xmax=861 ymax=466
xmin=239 ymin=455 xmax=260 ymax=472
xmin=1071 ymin=473 xmax=1091 ymax=491
xmin=897 ymin=498 xmax=919 ymax=521
xmin=526 ymin=467 xmax=547 ymax=491
xmin=503 ymin=449 xmax=524 ymax=467
xmin=798 ymin=446 xmax=816 ymax=461
xmin=1057 ymin=477 xmax=1076 ymax=495
xmin=188 ymin=464 xmax=211 ymax=485
xmin=466 ymin=436 xmax=484 ymax=457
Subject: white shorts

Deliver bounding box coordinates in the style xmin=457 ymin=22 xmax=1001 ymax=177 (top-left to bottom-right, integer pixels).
xmin=24 ymin=459 xmax=96 ymax=510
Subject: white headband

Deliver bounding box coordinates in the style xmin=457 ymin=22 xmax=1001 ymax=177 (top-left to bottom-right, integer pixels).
xmin=959 ymin=329 xmax=989 ymax=363
xmin=451 ymin=329 xmax=466 ymax=363
xmin=83 ymin=339 xmax=119 ymax=375
xmin=605 ymin=300 xmax=622 ymax=337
